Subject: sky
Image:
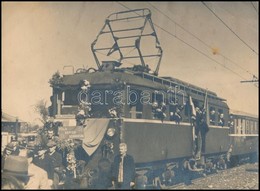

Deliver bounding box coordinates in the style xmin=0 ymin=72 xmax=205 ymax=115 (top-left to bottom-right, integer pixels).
xmin=2 ymin=2 xmax=259 ymax=125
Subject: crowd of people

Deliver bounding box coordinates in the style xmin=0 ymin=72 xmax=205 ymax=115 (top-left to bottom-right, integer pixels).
xmin=1 ymin=130 xmax=87 ymax=189
xmin=1 ymin=123 xmax=136 ymax=190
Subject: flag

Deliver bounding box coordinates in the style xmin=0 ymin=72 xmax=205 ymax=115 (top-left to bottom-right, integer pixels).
xmin=189 ymin=95 xmax=196 ymax=142
xmin=203 ymin=90 xmax=210 ymax=133
xmin=189 ymin=95 xmax=196 ymax=121
xmin=203 ymin=90 xmax=209 ymax=124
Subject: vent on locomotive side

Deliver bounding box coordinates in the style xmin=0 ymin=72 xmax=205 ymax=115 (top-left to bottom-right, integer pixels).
xmin=91 ymin=8 xmax=163 ymax=75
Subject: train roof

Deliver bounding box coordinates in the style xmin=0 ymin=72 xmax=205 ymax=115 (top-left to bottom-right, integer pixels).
xmin=59 ymin=69 xmax=226 ymax=101
xmin=230 ymin=109 xmax=258 ymax=119
xmin=2 ymin=112 xmax=26 ymax=123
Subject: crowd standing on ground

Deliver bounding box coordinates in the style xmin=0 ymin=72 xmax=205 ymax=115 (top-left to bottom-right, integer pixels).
xmin=1 ymin=120 xmax=136 ymax=190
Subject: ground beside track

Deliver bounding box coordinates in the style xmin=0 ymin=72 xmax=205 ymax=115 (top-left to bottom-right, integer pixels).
xmin=170 ymin=163 xmax=258 ymax=189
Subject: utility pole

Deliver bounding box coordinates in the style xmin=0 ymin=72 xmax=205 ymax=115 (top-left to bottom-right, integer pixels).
xmin=240 ymin=75 xmax=258 ymax=86
xmin=240 ymin=80 xmax=259 ymax=83
xmin=15 ymin=117 xmax=19 ymax=135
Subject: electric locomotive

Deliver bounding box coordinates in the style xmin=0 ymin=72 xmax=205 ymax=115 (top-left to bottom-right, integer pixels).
xmin=47 ymin=9 xmax=258 ymax=188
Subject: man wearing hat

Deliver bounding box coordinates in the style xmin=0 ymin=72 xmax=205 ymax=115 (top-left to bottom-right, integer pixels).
xmin=32 ymin=145 xmax=52 ymax=181
xmin=22 ymin=149 xmax=51 ymax=189
xmin=47 ymin=141 xmax=62 ymax=167
xmin=2 ymin=155 xmax=33 ymax=187
xmin=47 ymin=140 xmax=63 ymax=189
xmin=2 ymin=142 xmax=16 ymax=170
xmin=26 ymin=136 xmax=36 ymax=150
xmin=10 ymin=135 xmax=20 ymax=155
xmin=3 ymin=142 xmax=15 ymax=155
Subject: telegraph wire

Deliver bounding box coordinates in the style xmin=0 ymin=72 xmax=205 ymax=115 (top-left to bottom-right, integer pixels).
xmin=251 ymin=1 xmax=258 ymax=13
xmin=147 ymin=2 xmax=258 ymax=81
xmin=116 ymin=2 xmax=251 ymax=82
xmin=202 ymin=2 xmax=258 ymax=55
xmin=153 ymin=24 xmax=248 ymax=80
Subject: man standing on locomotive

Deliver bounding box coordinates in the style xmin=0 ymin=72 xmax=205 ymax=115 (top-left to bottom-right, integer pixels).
xmin=194 ymin=106 xmax=209 ymax=160
xmin=111 ymin=143 xmax=136 ymax=189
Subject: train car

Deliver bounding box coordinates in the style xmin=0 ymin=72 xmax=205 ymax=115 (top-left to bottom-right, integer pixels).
xmin=46 ymin=9 xmax=258 ymax=188
xmin=228 ymin=110 xmax=258 ymax=166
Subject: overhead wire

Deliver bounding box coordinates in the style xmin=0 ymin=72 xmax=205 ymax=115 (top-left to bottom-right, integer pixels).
xmin=251 ymin=1 xmax=258 ymax=13
xmin=147 ymin=2 xmax=258 ymax=81
xmin=116 ymin=2 xmax=250 ymax=82
xmin=202 ymin=2 xmax=258 ymax=55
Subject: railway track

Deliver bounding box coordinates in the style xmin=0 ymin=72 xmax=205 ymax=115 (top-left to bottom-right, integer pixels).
xmin=168 ymin=162 xmax=258 ymax=189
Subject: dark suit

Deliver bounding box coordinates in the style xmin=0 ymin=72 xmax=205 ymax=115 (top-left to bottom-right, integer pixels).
xmin=49 ymin=151 xmax=62 ymax=166
xmin=111 ymin=154 xmax=136 ymax=189
xmin=48 ymin=151 xmax=63 ymax=189
xmin=33 ymin=154 xmax=52 ymax=179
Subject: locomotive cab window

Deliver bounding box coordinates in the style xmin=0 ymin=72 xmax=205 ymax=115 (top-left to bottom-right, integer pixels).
xmin=210 ymin=107 xmax=216 ymax=125
xmin=63 ymin=90 xmax=79 ymax=105
xmin=129 ymin=89 xmax=143 ymax=119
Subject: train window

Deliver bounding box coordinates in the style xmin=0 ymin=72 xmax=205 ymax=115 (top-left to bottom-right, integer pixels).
xmin=217 ymin=109 xmax=224 ymax=126
xmin=164 ymin=81 xmax=170 ymax=86
xmin=241 ymin=119 xmax=245 ymax=134
xmin=63 ymin=90 xmax=78 ymax=105
xmin=145 ymin=75 xmax=153 ymax=81
xmin=237 ymin=119 xmax=241 ymax=134
xmin=169 ymin=104 xmax=177 ymax=114
xmin=129 ymin=89 xmax=143 ymax=119
xmin=249 ymin=121 xmax=252 ymax=134
xmin=130 ymin=105 xmax=143 ymax=119
xmin=129 ymin=106 xmax=136 ymax=119
xmin=168 ymin=94 xmax=187 ymax=122
xmin=251 ymin=121 xmax=255 ymax=134
xmin=252 ymin=122 xmax=254 ymax=134
xmin=252 ymin=121 xmax=255 ymax=134
xmin=209 ymin=107 xmax=216 ymax=125
xmin=193 ymin=99 xmax=199 ymax=108
xmin=218 ymin=109 xmax=223 ymax=115
xmin=245 ymin=120 xmax=249 ymax=134
xmin=154 ymin=77 xmax=162 ymax=84
xmin=184 ymin=103 xmax=189 ymax=117
xmin=152 ymin=91 xmax=166 ymax=103
xmin=252 ymin=121 xmax=254 ymax=134
xmin=62 ymin=92 xmax=65 ymax=101
xmin=255 ymin=121 xmax=258 ymax=134
xmin=136 ymin=103 xmax=143 ymax=119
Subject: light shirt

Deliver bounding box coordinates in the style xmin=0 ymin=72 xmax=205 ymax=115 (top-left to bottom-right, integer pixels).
xmin=25 ymin=163 xmax=51 ymax=189
xmin=118 ymin=155 xmax=125 ymax=183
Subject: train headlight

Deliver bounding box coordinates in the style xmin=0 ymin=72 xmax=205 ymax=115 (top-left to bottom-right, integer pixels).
xmin=107 ymin=128 xmax=115 ymax=137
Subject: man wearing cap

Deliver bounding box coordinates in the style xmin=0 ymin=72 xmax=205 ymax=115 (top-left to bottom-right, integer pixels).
xmin=47 ymin=140 xmax=63 ymax=189
xmin=2 ymin=155 xmax=33 ymax=188
xmin=32 ymin=145 xmax=52 ymax=180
